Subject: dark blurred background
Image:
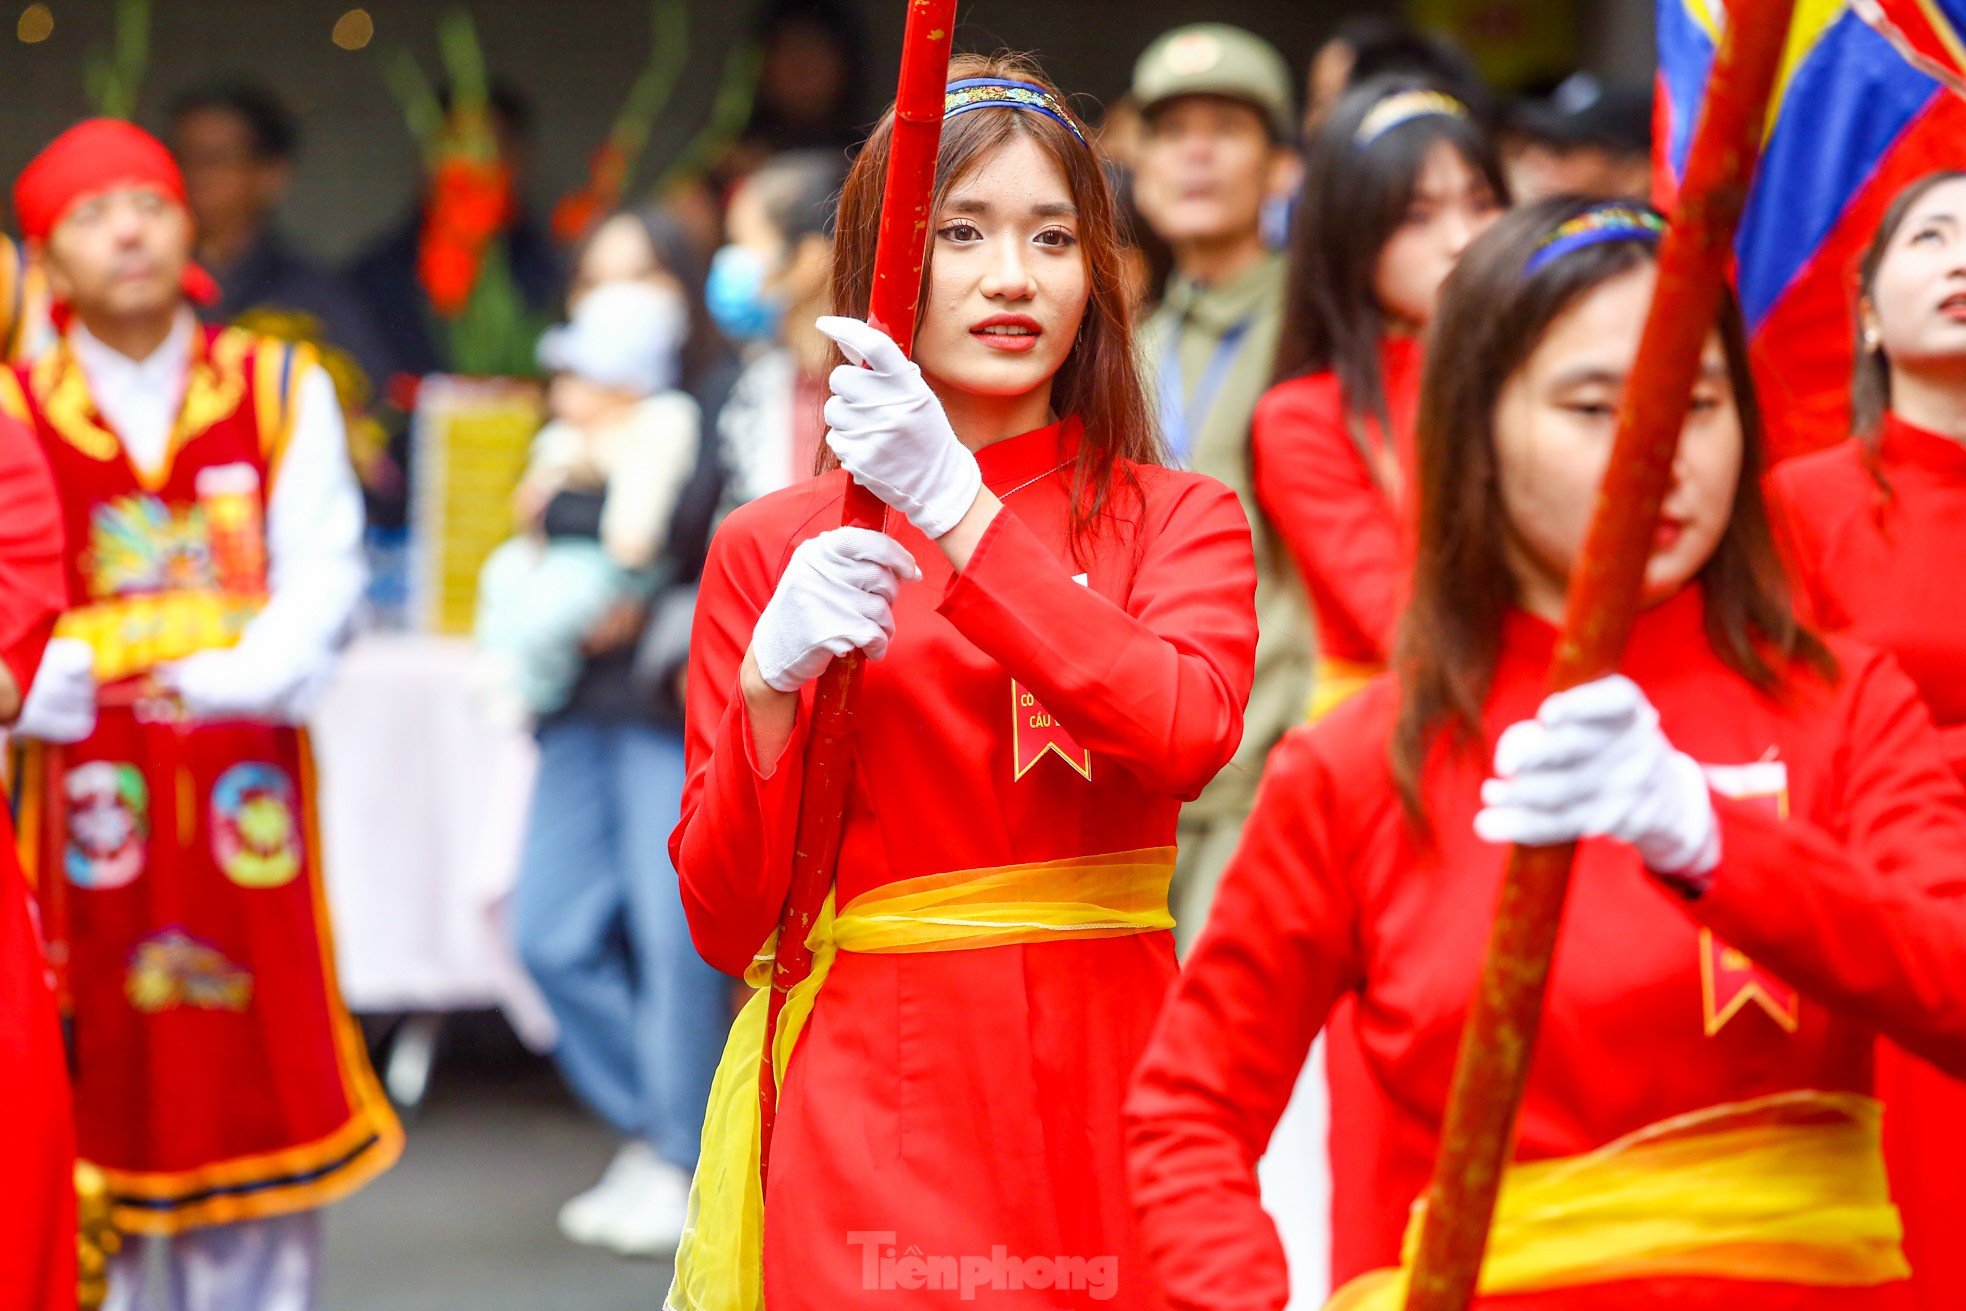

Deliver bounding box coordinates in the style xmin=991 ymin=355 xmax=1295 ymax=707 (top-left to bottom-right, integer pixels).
xmin=0 ymin=0 xmax=1653 ymax=260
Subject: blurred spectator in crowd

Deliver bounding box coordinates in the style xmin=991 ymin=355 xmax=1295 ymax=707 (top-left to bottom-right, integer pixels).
xmin=1504 ymin=74 xmax=1652 ymax=203
xmin=709 ymin=148 xmax=849 ymax=508
xmin=506 ymin=207 xmax=736 ymax=1260
xmin=169 ymin=81 xmax=392 ymax=392
xmin=1100 ymin=98 xmax=1175 ymax=314
xmin=1109 ymin=157 xmax=1174 ymax=318
xmin=1130 ymin=23 xmax=1309 ymax=938
xmin=723 ymin=0 xmax=867 ymax=179
xmin=345 ymin=81 xmax=563 ymax=383
xmin=477 ymin=282 xmax=699 ymax=719
xmin=1303 ymin=15 xmax=1492 ymax=134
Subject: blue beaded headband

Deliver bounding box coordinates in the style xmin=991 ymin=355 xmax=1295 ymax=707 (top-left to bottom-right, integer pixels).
xmin=1354 ymin=89 xmax=1469 ymax=147
xmin=944 ymin=77 xmax=1089 ymax=147
xmin=1524 ymin=205 xmax=1667 ymax=275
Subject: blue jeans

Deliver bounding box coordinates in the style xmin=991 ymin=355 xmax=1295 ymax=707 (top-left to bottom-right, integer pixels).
xmin=510 ymin=718 xmax=727 ymax=1168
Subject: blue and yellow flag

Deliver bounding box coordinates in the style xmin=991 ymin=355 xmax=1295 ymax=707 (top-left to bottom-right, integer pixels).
xmin=1656 ymin=0 xmax=1966 ymax=460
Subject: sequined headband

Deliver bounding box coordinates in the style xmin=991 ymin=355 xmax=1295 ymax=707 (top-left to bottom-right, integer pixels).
xmin=1354 ymin=89 xmax=1470 ymax=147
xmin=1524 ymin=206 xmax=1666 ymax=275
xmin=944 ymin=77 xmax=1089 ymax=147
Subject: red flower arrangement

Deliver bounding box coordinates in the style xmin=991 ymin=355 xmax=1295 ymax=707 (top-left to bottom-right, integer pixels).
xmin=550 ymin=142 xmax=632 ymax=248
xmin=420 ymin=154 xmax=514 ymax=317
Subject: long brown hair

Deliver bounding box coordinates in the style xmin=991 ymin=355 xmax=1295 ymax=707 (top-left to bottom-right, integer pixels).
xmin=1389 ymin=197 xmax=1833 ymax=821
xmin=1272 ymin=74 xmax=1508 ymax=462
xmin=828 ymin=51 xmax=1161 ymax=553
xmin=1850 ymin=170 xmax=1966 ymax=462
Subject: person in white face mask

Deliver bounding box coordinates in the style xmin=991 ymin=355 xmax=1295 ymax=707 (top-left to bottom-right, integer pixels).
xmin=704 ymin=149 xmax=850 ymax=511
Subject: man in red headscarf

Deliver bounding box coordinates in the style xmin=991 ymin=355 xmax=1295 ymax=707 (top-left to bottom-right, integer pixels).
xmin=2 ymin=119 xmax=400 ymax=1311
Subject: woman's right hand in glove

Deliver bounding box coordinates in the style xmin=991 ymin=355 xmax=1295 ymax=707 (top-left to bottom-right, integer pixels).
xmin=748 ymin=527 xmax=921 ymax=694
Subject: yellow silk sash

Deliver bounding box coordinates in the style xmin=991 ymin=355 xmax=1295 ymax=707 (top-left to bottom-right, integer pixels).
xmin=1308 ymin=655 xmax=1385 ymax=722
xmin=665 ymin=846 xmax=1178 ymax=1311
xmin=1325 ymin=1091 xmax=1909 ymax=1311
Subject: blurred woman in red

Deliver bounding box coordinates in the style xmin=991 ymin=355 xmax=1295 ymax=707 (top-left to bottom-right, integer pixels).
xmin=1128 ymin=198 xmax=1966 ymax=1309
xmin=1767 ymin=169 xmax=1966 ymax=1311
xmin=0 ymin=410 xmax=75 ymax=1311
xmin=1253 ymin=76 xmax=1505 ymax=718
xmin=1247 ymin=74 xmax=1507 ymax=1288
xmin=668 ymin=53 xmax=1258 ymax=1311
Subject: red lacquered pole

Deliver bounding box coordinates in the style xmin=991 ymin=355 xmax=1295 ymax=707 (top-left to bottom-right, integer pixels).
xmin=756 ymin=0 xmax=956 ymax=1190
xmin=1399 ymin=1 xmax=1796 ymax=1306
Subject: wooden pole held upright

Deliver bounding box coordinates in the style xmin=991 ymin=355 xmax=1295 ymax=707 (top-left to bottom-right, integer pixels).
xmin=756 ymin=0 xmax=957 ymax=1187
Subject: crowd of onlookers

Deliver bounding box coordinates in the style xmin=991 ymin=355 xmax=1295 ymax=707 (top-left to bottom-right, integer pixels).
xmin=122 ymin=3 xmax=1651 ymax=1261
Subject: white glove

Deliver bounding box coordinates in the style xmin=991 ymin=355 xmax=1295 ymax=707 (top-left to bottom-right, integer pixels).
xmin=1473 ymin=674 xmax=1720 ymax=883
xmin=815 ymin=315 xmax=984 ymax=540
xmin=156 ymin=642 xmax=331 ymax=725
xmin=14 ymin=638 xmax=97 ymax=744
xmin=751 ymin=527 xmax=922 ymax=693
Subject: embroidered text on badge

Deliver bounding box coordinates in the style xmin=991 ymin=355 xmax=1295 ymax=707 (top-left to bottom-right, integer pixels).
xmin=1011 ymin=681 xmax=1092 ymax=781
xmin=1698 ymin=758 xmax=1801 ymax=1035
xmin=1011 ymin=573 xmax=1094 ymax=781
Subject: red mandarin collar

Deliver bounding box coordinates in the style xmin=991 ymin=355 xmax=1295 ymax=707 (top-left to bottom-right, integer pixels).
xmin=1498 ymin=581 xmax=1712 ymax=683
xmin=1383 ymin=333 xmax=1423 ymax=384
xmin=973 ymin=416 xmax=1082 ymax=494
xmin=1880 ymin=412 xmax=1966 ymax=482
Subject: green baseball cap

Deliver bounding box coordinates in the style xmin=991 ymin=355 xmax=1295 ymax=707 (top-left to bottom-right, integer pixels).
xmin=1132 ymin=24 xmax=1296 ymax=142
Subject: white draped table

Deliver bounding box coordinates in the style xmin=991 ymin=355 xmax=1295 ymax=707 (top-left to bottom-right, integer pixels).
xmin=308 ymin=633 xmax=555 ymax=1051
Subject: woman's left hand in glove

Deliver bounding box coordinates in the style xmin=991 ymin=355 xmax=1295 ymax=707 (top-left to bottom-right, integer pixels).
xmin=1473 ymin=674 xmax=1720 ymax=891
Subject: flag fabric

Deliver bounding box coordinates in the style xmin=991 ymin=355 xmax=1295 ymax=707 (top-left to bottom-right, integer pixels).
xmin=1655 ymin=0 xmax=1966 ymax=461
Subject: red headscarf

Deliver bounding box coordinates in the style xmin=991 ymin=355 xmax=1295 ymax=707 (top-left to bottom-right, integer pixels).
xmin=12 ymin=118 xmax=218 ymax=308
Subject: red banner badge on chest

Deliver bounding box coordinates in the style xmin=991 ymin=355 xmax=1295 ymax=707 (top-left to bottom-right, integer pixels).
xmin=1012 ymin=681 xmax=1091 ymax=782
xmin=1701 ymin=927 xmax=1801 ymax=1035
xmin=1014 ymin=570 xmax=1093 ymax=778
xmin=1697 ymin=757 xmax=1800 ymax=1036
xmin=1011 ymin=572 xmax=1094 ymax=781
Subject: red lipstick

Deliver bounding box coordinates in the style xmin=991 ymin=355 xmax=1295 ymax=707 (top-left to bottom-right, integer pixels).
xmin=971 ymin=312 xmax=1042 ymax=353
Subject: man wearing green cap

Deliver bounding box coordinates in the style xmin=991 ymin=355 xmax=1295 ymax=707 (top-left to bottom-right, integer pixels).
xmin=1133 ymin=23 xmax=1310 ymax=943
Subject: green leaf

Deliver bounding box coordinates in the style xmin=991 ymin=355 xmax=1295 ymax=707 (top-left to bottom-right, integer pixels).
xmin=382 ymin=45 xmax=446 ymax=161
xmin=443 ymin=241 xmax=547 ymax=379
xmin=653 ymin=37 xmax=762 ymax=191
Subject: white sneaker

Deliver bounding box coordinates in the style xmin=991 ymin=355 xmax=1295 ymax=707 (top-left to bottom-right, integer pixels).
xmin=598 ymin=1154 xmax=692 ymax=1259
xmin=557 ymin=1141 xmax=658 ymax=1248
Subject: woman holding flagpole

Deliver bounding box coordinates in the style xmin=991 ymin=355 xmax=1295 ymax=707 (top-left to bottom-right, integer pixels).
xmin=1127 ymin=197 xmax=1966 ymax=1310
xmin=1768 ymin=168 xmax=1966 ymax=1311
xmin=667 ymin=51 xmax=1258 ymax=1311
